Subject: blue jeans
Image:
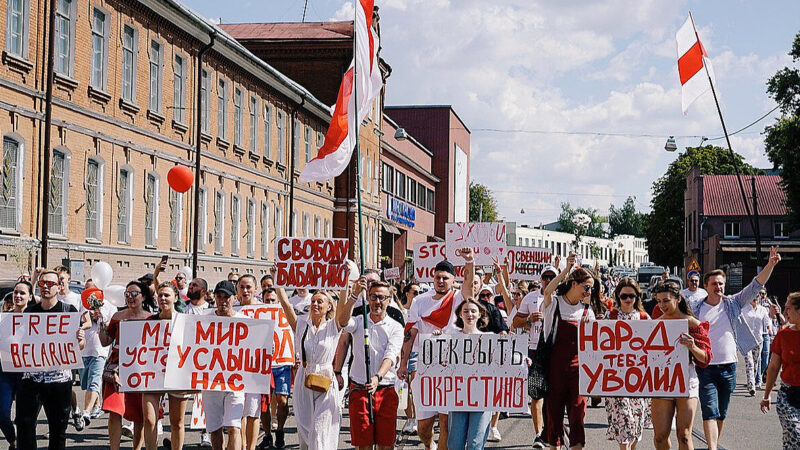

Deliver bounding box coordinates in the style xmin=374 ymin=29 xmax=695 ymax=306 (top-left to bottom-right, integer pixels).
xmin=761 ymin=334 xmax=772 ymax=381
xmin=696 ymin=363 xmax=737 ymax=420
xmin=448 ymin=411 xmax=492 ymax=450
xmin=0 ymin=370 xmax=20 ymax=444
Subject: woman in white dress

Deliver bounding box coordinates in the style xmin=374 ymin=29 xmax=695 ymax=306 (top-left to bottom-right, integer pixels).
xmin=277 ymin=284 xmax=348 ymax=450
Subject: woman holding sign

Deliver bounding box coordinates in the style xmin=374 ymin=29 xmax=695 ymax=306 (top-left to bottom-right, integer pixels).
xmin=142 ymin=282 xmax=189 ymax=450
xmin=0 ymin=280 xmax=32 ymax=449
xmin=651 ymin=280 xmax=712 ymax=450
xmin=100 ymin=281 xmax=153 ymax=450
xmin=276 ymin=282 xmax=348 ymax=450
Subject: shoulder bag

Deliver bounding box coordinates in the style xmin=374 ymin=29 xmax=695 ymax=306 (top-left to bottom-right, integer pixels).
xmin=302 ymin=323 xmax=332 ymax=393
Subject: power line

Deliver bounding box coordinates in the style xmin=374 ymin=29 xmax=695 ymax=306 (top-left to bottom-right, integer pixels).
xmin=493 ymin=190 xmax=630 ymax=198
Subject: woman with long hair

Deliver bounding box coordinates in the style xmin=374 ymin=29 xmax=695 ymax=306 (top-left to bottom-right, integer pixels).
xmin=541 ymin=253 xmax=595 ymax=449
xmin=651 ymin=280 xmax=712 ymax=450
xmin=0 ymin=280 xmax=33 ymax=448
xmin=99 ymin=281 xmax=154 ymax=450
xmin=604 ymin=278 xmax=650 ymax=449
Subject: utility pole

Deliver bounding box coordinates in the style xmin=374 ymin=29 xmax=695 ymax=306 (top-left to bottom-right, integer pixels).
xmin=39 ymin=0 xmax=57 ymax=267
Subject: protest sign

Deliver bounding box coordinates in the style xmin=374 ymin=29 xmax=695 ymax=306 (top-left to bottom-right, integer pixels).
xmin=190 ymin=393 xmax=206 ymax=429
xmin=413 ymin=333 xmax=528 ymax=413
xmin=165 ymin=314 xmax=275 ymax=393
xmin=413 ymin=242 xmax=465 ymax=282
xmin=578 ymin=319 xmax=690 ymax=397
xmin=0 ymin=313 xmax=82 ymax=372
xmin=274 ymin=237 xmax=350 ymax=289
xmin=504 ymin=246 xmax=552 ymax=281
xmin=383 ymin=267 xmax=401 ymax=281
xmin=235 ymin=304 xmax=294 ymax=366
xmin=119 ymin=320 xmax=174 ymax=392
xmin=445 ymin=222 xmax=506 ymax=265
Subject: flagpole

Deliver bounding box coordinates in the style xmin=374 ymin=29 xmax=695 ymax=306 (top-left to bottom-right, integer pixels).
xmin=353 ymin=2 xmax=376 ymax=437
xmin=689 ymin=12 xmax=763 ymax=268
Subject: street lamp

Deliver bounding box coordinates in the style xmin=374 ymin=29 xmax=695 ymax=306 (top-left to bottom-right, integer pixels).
xmin=394 ymin=127 xmax=409 ymax=141
xmin=664 ymin=136 xmax=677 ymax=152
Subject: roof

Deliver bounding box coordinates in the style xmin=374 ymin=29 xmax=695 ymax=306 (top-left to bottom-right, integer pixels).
xmin=703 ymin=175 xmax=787 ymax=216
xmin=385 ymin=105 xmax=471 ymax=134
xmin=218 ymin=22 xmax=353 ymax=41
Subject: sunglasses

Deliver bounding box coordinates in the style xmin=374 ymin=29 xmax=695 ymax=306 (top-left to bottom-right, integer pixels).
xmin=410 ymin=290 xmax=420 ymax=295
xmin=619 ymin=293 xmax=638 ymax=300
xmin=583 ymin=285 xmax=593 ymax=293
xmin=369 ymin=294 xmax=390 ymax=302
xmin=175 ymin=276 xmax=186 ymax=280
xmin=479 ymin=292 xmax=493 ymax=298
xmin=37 ymin=280 xmax=59 ymax=289
xmin=513 ymin=292 xmax=523 ymax=297
xmin=124 ymin=291 xmax=142 ymax=298
xmin=541 ymin=274 xmax=555 ymax=281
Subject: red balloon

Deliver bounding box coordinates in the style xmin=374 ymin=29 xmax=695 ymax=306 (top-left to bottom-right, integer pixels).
xmin=167 ymin=165 xmax=194 ymax=193
xmin=81 ymin=288 xmax=104 ymax=310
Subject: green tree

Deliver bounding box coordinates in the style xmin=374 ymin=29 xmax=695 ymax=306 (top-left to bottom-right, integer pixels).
xmin=557 ymin=202 xmax=606 ymax=237
xmin=469 ymin=182 xmax=499 ymax=222
xmin=764 ymin=30 xmax=800 ymax=228
xmin=645 ymin=145 xmax=762 ymax=268
xmin=608 ymin=196 xmax=645 ymax=237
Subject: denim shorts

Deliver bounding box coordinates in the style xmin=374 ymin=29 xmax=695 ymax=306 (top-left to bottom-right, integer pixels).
xmin=272 ymin=365 xmax=292 ymax=396
xmin=696 ymin=363 xmax=737 ymax=420
xmin=408 ymin=352 xmax=418 ymax=373
xmin=80 ymin=356 xmax=106 ymax=393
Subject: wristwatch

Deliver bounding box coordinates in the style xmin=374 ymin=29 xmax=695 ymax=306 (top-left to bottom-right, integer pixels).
xmin=376 ymin=374 xmax=383 ymax=382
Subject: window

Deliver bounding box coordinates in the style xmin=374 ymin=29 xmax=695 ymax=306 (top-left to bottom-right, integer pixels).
xmin=233 ymin=88 xmax=243 ymax=147
xmin=292 ymin=119 xmax=300 ymax=169
xmin=374 ymin=161 xmax=380 ymax=195
xmin=314 ymin=216 xmax=321 ymax=237
xmin=276 ymin=111 xmax=285 ymax=164
xmin=317 ymin=132 xmax=324 ymax=151
xmin=116 ymin=167 xmax=133 ymax=243
xmin=246 ymin=199 xmax=255 ymax=258
xmin=217 ymin=79 xmax=228 ymax=140
xmin=90 ymin=9 xmax=108 ymax=90
xmin=724 ymin=222 xmax=740 ymax=238
xmin=395 ymin=172 xmax=406 ymax=199
xmin=360 ymin=155 xmax=366 ymax=192
xmin=302 ymin=213 xmax=309 ymax=237
xmin=775 ymin=222 xmax=789 ymax=239
xmin=197 ymin=187 xmax=207 ymax=252
xmin=48 ymin=148 xmax=68 ymax=235
xmin=408 ymin=178 xmax=417 ymax=205
xmin=426 ymin=188 xmax=435 ymax=212
xmin=260 ymin=202 xmax=270 ymax=259
xmin=365 ymin=156 xmax=372 ymax=193
xmin=324 ymin=219 xmax=331 ymax=238
xmin=263 ymin=105 xmax=271 ymax=159
xmin=148 ymin=40 xmax=162 ymax=113
xmin=0 ymin=136 xmax=23 ymax=231
xmin=230 ymin=195 xmax=240 ymax=255
xmin=144 ymin=173 xmax=159 ymax=247
xmin=169 ymin=190 xmax=182 ymax=249
xmin=417 ymin=183 xmax=426 ymax=209
xmin=5 ymin=0 xmax=29 ymax=58
xmin=85 ymin=159 xmax=103 ymax=240
xmin=200 ymin=69 xmax=210 ymax=132
xmin=214 ymin=190 xmax=225 ymax=253
xmin=383 ymin=163 xmax=392 ymax=192
xmin=291 ymin=211 xmax=297 ymax=237
xmin=121 ymin=25 xmax=137 ymax=103
xmin=54 ymin=0 xmax=74 ymax=76
xmin=173 ymin=55 xmax=186 ymax=123
xmin=274 ymin=205 xmax=283 ymax=238
xmin=305 ymin=126 xmax=312 ymax=162
xmin=249 ymin=97 xmax=258 ymax=153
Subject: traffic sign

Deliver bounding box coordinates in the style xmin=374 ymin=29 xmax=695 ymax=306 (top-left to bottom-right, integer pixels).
xmin=686 ymin=258 xmax=701 ymax=279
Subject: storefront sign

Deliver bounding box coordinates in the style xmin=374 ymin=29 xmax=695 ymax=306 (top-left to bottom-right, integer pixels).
xmin=387 ymin=196 xmax=415 ymax=228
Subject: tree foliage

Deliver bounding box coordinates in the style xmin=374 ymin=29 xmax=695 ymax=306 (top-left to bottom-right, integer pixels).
xmin=645 ymin=145 xmax=761 ymax=268
xmin=608 ymin=196 xmax=646 ymax=238
xmin=469 ymin=182 xmax=499 ymax=222
xmin=764 ymin=30 xmax=800 ymax=229
xmin=557 ymin=202 xmax=606 ymax=238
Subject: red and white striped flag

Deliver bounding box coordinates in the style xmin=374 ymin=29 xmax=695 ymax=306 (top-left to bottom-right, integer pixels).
xmin=300 ymin=0 xmax=382 ymax=183
xmin=676 ymin=13 xmax=716 ymax=114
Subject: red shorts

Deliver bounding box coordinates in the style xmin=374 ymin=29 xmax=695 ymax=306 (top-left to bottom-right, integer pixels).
xmin=348 ymin=386 xmax=399 ymax=447
xmin=102 ymin=383 xmax=143 ymax=423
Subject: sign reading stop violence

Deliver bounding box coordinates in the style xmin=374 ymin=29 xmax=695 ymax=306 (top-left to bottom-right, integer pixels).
xmin=0 ymin=313 xmax=82 ymax=372
xmin=413 ymin=242 xmax=465 ymax=282
xmin=413 ymin=334 xmax=529 ymax=413
xmin=235 ymin=304 xmax=294 ymax=367
xmin=578 ymin=319 xmax=690 ymax=397
xmin=119 ymin=320 xmax=174 ymax=392
xmin=505 ymin=246 xmax=552 ymax=281
xmin=445 ymin=222 xmax=506 ymax=266
xmin=274 ymin=237 xmax=350 ymax=289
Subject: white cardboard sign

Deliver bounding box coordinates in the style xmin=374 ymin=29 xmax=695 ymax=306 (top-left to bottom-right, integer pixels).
xmin=383 ymin=267 xmax=401 ymax=281
xmin=119 ymin=320 xmax=174 ymax=392
xmin=505 ymin=247 xmax=553 ymax=281
xmin=235 ymin=304 xmax=294 ymax=367
xmin=274 ymin=237 xmax=350 ymax=289
xmin=0 ymin=313 xmax=82 ymax=372
xmin=445 ymin=222 xmax=506 ymax=266
xmin=412 ymin=242 xmax=465 ymax=282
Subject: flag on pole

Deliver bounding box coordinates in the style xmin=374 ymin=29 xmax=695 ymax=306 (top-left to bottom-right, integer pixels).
xmin=676 ymin=13 xmax=716 ymax=115
xmin=299 ymin=0 xmax=382 ymax=183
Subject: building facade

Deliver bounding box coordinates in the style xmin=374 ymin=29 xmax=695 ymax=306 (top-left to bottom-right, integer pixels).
xmin=0 ymin=0 xmax=348 ymax=283
xmin=684 ymin=166 xmax=800 ymax=299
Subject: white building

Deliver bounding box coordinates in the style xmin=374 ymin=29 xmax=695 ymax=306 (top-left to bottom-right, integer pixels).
xmin=506 ymin=222 xmax=648 ymax=269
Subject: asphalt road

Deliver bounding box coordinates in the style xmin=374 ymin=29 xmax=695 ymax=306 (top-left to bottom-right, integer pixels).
xmin=22 ymin=360 xmax=780 ymax=449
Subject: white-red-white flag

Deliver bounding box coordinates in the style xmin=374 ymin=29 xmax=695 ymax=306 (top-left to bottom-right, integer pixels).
xmin=676 ymin=13 xmax=716 ymax=114
xmin=299 ymin=0 xmax=382 ymax=183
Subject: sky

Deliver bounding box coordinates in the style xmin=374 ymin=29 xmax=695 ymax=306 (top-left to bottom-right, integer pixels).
xmin=186 ymin=0 xmax=800 ymax=226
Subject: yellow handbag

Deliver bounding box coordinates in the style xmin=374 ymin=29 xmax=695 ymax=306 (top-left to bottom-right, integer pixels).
xmin=301 ymin=325 xmax=332 ymax=393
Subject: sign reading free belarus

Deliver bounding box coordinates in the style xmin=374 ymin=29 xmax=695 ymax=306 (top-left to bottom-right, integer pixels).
xmin=0 ymin=313 xmax=83 ymax=372
xmin=578 ymin=319 xmax=690 ymax=397
xmin=445 ymin=222 xmax=506 ymax=266
xmin=274 ymin=237 xmax=350 ymax=289
xmin=413 ymin=333 xmax=529 ymax=413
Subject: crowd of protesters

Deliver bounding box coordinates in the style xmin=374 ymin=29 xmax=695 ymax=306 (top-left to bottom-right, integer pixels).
xmin=0 ymin=243 xmax=798 ymax=450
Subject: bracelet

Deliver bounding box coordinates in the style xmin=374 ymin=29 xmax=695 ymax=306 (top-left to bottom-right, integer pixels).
xmin=334 ymin=371 xmax=342 ymax=376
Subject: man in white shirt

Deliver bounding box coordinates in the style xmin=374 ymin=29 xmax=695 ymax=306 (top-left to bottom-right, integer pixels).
xmin=54 ymin=265 xmax=83 ymax=431
xmin=185 ymin=278 xmax=210 ymax=315
xmin=681 ymin=273 xmax=708 ymax=303
xmin=338 ymin=279 xmax=404 ymax=450
xmin=398 ymin=249 xmax=474 ymax=450
xmin=742 ymin=297 xmax=772 ymax=394
xmin=288 ymin=288 xmax=312 ymax=315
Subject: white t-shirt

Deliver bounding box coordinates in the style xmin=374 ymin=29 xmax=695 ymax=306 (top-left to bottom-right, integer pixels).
xmin=542 ymin=295 xmax=596 ymax=337
xmin=79 ymin=301 xmax=117 ymax=358
xmin=289 ymin=294 xmax=313 ymax=315
xmin=698 ymin=301 xmax=737 ymax=364
xmin=743 ymin=303 xmax=771 ymax=337
xmin=517 ymin=290 xmax=545 ymax=350
xmin=184 ymin=301 xmax=210 ymax=315
xmin=58 ymin=291 xmax=80 ymax=309
xmin=407 ymin=289 xmax=464 ymax=353
xmin=681 ymin=287 xmax=708 ymax=303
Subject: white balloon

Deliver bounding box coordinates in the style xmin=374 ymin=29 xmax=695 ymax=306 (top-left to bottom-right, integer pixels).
xmin=91 ymin=262 xmax=113 ymax=289
xmin=103 ymin=285 xmax=126 ymax=308
xmin=346 ymin=259 xmax=360 ymax=282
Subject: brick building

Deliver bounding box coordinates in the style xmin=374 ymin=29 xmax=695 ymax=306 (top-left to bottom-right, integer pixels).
xmin=0 ymin=0 xmax=369 ymax=283
xmin=684 ymin=166 xmax=800 ymax=300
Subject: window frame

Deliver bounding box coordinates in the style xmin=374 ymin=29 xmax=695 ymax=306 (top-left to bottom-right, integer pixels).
xmin=0 ymin=134 xmax=25 ymax=233
xmin=172 ymin=53 xmax=187 ymax=124
xmin=217 ymin=78 xmax=228 ymax=140
xmin=53 ymin=0 xmax=76 ymax=77
xmin=48 ymin=146 xmax=70 ymax=237
xmin=5 ymin=0 xmax=30 ymax=58
xmin=276 ymin=110 xmax=285 ymax=165
xmin=85 ymin=157 xmax=104 ymax=241
xmin=260 ymin=202 xmax=270 ymax=259
xmin=169 ymin=189 xmax=183 ymax=250
xmin=246 ymin=198 xmax=255 ymax=258
xmin=148 ymin=39 xmax=164 ymax=114
xmin=230 ymin=193 xmax=241 ymax=256
xmin=144 ymin=172 xmax=160 ymax=248
xmin=233 ymin=87 xmax=243 ymax=147
xmin=774 ymin=221 xmax=789 ymax=239
xmin=263 ymin=104 xmax=272 ymax=160
xmin=292 ymin=119 xmax=300 ymax=169
xmin=120 ymin=24 xmax=138 ymax=103
xmin=200 ymin=68 xmax=210 ymax=132
xmin=196 ymin=187 xmax=207 ymax=252
xmin=249 ymin=96 xmax=258 ymax=154
xmin=304 ymin=126 xmax=312 ymax=163
xmin=213 ymin=190 xmax=225 ymax=254
xmin=89 ymin=7 xmax=110 ymax=91
xmin=723 ymin=221 xmax=740 ymax=239
xmin=274 ymin=205 xmax=283 ymax=238
xmin=116 ymin=165 xmax=134 ymax=244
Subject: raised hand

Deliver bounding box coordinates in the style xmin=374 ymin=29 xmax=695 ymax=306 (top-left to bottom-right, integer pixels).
xmin=769 ymin=246 xmax=781 ymax=266
xmin=460 ymin=247 xmax=474 ymax=264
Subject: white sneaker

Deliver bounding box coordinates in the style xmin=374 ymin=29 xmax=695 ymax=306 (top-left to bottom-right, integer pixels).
xmin=402 ymin=418 xmax=417 ymax=434
xmin=200 ymin=432 xmax=212 ymax=447
xmin=121 ymin=423 xmax=134 ymax=439
xmin=488 ymin=426 xmax=502 ymax=442
xmin=157 ymin=419 xmax=164 ymax=436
